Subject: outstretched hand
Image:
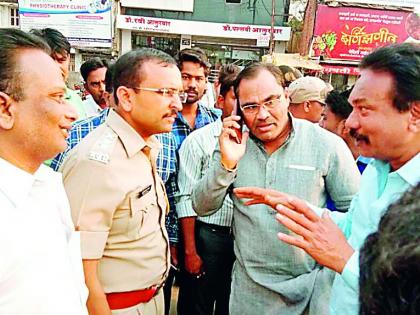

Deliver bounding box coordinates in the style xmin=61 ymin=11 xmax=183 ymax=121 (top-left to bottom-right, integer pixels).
xmin=233 ymin=187 xmax=297 ymax=209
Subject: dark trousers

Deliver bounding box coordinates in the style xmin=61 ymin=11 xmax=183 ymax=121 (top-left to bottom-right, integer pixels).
xmin=163 ymin=266 xmax=178 ymax=315
xmin=177 ymin=221 xmax=235 ymax=315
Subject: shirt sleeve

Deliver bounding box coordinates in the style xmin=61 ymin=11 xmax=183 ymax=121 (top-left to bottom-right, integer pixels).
xmin=176 ymin=137 xmax=202 ymax=219
xmin=192 ymin=148 xmax=236 ymax=217
xmin=326 ymin=137 xmax=361 ymax=211
xmin=341 ymin=250 xmax=360 ymax=292
xmin=61 ymin=153 xmax=124 ymax=259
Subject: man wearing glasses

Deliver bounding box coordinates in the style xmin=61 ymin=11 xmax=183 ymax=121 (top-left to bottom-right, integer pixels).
xmin=60 ymin=48 xmax=184 ymax=315
xmin=191 ymin=63 xmax=360 ymax=314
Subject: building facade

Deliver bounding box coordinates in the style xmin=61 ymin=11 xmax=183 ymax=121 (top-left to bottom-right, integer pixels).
xmin=117 ymin=0 xmax=291 ymax=65
xmin=0 ymin=0 xmax=19 ymax=28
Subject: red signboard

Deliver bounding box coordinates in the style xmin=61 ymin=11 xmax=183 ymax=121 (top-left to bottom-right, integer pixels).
xmin=312 ymin=5 xmax=420 ymax=61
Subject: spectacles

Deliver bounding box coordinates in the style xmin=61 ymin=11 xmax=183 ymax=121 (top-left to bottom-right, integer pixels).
xmin=239 ymin=96 xmax=284 ymax=114
xmin=132 ymin=87 xmax=187 ymax=103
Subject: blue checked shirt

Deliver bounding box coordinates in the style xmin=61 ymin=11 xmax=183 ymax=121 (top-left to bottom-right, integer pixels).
xmin=50 ymin=108 xmax=179 ymax=244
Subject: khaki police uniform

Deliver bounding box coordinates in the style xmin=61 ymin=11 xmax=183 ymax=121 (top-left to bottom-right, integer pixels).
xmin=61 ymin=109 xmax=170 ymax=315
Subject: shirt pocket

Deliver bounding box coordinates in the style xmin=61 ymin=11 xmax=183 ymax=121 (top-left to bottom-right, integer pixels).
xmin=129 ymin=187 xmax=159 ymax=239
xmin=280 ymin=165 xmax=323 ymax=200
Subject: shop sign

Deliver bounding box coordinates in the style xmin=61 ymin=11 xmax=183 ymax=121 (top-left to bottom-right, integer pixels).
xmin=321 ymin=65 xmax=361 ymax=76
xmin=312 ymin=5 xmax=419 ymax=61
xmin=120 ymin=0 xmax=194 ymax=12
xmin=257 ymin=33 xmax=270 ymax=47
xmin=18 ymin=0 xmax=112 ymax=48
xmin=180 ymin=35 xmax=192 ymax=50
xmin=327 ymin=0 xmax=419 ymax=9
xmin=116 ymin=15 xmax=291 ymax=41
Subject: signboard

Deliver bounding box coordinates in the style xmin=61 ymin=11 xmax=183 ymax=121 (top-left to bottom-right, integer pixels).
xmin=257 ymin=33 xmax=270 ymax=47
xmin=180 ymin=34 xmax=192 ymax=50
xmin=312 ymin=5 xmax=419 ymax=61
xmin=117 ymin=15 xmax=291 ymax=41
xmin=325 ymin=0 xmax=419 ymax=9
xmin=18 ymin=0 xmax=112 ymax=48
xmin=321 ymin=64 xmax=361 ymax=76
xmin=120 ymin=0 xmax=194 ymax=12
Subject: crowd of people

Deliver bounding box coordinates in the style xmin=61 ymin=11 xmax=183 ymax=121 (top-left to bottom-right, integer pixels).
xmin=0 ymin=27 xmax=419 ymax=315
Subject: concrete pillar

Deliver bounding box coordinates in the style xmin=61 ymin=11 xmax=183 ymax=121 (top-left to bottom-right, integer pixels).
xmin=120 ymin=29 xmax=132 ymax=55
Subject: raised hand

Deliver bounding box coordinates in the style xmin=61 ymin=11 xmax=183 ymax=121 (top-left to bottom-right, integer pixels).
xmin=219 ymin=115 xmax=249 ymax=170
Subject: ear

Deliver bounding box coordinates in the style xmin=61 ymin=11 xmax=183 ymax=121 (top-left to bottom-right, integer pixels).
xmin=83 ymin=82 xmax=88 ymax=91
xmin=408 ymin=101 xmax=420 ymax=133
xmin=303 ymin=101 xmax=311 ymax=113
xmin=116 ymin=86 xmax=134 ymax=112
xmin=337 ymin=119 xmax=347 ymax=136
xmin=0 ymin=92 xmax=15 ymax=130
xmin=216 ymin=94 xmax=225 ymax=110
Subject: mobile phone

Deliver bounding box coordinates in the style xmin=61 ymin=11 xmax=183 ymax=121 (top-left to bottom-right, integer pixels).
xmin=233 ymin=98 xmax=244 ymax=144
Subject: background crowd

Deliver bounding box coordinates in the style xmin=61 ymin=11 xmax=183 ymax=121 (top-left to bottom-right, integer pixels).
xmin=0 ymin=27 xmax=419 ymax=315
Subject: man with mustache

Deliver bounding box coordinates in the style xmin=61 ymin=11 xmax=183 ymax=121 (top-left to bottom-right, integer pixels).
xmin=191 ymin=62 xmax=360 ymax=314
xmin=61 ymin=48 xmax=184 ymax=315
xmin=234 ymin=43 xmax=420 ymax=315
xmin=169 ymin=47 xmax=220 ymax=315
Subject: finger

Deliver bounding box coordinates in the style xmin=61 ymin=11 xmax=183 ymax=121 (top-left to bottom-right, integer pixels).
xmin=234 ymin=186 xmax=267 ymax=198
xmin=241 ymin=131 xmax=249 ymax=143
xmin=276 ymin=212 xmax=312 ymax=240
xmin=265 ymin=195 xmax=295 ymax=209
xmin=276 ymin=205 xmax=316 ymax=232
xmin=284 ymin=197 xmax=320 ymax=222
xmin=244 ymin=198 xmax=266 ymax=206
xmin=277 ymin=232 xmax=307 ymax=249
xmin=222 ymin=128 xmax=238 ymax=139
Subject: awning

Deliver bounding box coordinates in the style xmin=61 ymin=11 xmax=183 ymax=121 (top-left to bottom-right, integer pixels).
xmin=262 ymin=53 xmax=323 ymax=70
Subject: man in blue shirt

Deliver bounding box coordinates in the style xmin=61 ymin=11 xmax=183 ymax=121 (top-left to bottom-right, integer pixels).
xmin=169 ymin=48 xmax=220 ymax=315
xmin=234 ymin=43 xmax=420 ymax=315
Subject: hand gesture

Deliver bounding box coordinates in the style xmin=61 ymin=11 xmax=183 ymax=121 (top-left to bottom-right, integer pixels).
xmin=219 ymin=115 xmax=249 ymax=170
xmin=184 ymin=252 xmax=205 ymax=278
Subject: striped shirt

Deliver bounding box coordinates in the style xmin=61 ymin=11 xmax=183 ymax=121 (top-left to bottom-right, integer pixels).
xmin=176 ymin=120 xmax=233 ymax=227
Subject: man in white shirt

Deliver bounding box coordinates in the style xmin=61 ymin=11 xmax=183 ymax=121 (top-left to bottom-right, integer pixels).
xmin=80 ymin=57 xmax=109 ymax=117
xmin=0 ymin=28 xmax=88 ymax=315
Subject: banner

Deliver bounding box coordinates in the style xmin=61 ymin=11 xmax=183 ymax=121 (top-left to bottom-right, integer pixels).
xmin=117 ymin=15 xmax=291 ymax=41
xmin=18 ymin=0 xmax=112 ymax=48
xmin=312 ymin=5 xmax=419 ymax=61
xmin=120 ymin=0 xmax=194 ymax=12
xmin=325 ymin=0 xmax=419 ymax=9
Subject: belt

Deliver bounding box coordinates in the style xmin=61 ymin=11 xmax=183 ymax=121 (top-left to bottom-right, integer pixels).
xmin=197 ymin=220 xmax=232 ymax=234
xmin=106 ymin=284 xmax=162 ymax=310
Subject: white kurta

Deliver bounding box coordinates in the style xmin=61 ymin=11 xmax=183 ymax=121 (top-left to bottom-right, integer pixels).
xmin=0 ymin=158 xmax=88 ymax=315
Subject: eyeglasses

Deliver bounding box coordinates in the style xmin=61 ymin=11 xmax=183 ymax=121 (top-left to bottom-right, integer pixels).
xmin=131 ymin=87 xmax=188 ymax=103
xmin=239 ymin=96 xmax=284 ymax=115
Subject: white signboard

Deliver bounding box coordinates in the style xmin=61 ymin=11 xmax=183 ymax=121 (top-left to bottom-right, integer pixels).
xmin=326 ymin=0 xmax=419 ymax=9
xmin=121 ymin=0 xmax=194 ymax=12
xmin=257 ymin=33 xmax=270 ymax=47
xmin=180 ymin=34 xmax=192 ymax=50
xmin=116 ymin=15 xmax=291 ymax=41
xmin=18 ymin=0 xmax=112 ymax=48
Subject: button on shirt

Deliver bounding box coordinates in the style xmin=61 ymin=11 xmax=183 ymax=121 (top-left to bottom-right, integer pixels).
xmin=327 ymin=153 xmax=420 ymax=315
xmin=61 ymin=110 xmax=170 ymax=293
xmin=0 ymin=158 xmax=88 ymax=315
xmin=192 ymin=117 xmax=360 ymax=314
xmin=176 ymin=120 xmax=233 ymax=226
xmin=50 ymin=109 xmax=179 ymax=244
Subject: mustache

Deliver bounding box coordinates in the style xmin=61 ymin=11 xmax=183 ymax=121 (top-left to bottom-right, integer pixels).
xmin=186 ymin=88 xmax=198 ymax=94
xmin=349 ymin=129 xmax=369 ymax=143
xmin=163 ymin=109 xmax=178 ymax=118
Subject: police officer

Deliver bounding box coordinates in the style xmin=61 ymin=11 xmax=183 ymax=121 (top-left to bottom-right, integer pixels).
xmin=61 ymin=48 xmax=184 ymax=315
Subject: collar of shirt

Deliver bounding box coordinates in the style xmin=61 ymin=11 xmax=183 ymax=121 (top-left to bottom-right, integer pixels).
xmin=0 ymin=158 xmax=52 ymax=208
xmin=105 ymin=109 xmax=161 ymax=158
xmin=393 ymin=152 xmax=420 ymax=186
xmin=250 ymin=113 xmax=297 ymax=153
xmin=175 ymin=103 xmax=220 ymax=130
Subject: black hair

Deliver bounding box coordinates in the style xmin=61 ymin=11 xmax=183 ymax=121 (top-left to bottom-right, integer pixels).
xmin=218 ymin=64 xmax=241 ymax=98
xmin=80 ymin=57 xmax=109 ymax=82
xmin=104 ymin=61 xmax=115 ymax=94
xmin=29 ymin=28 xmax=70 ymax=58
xmin=360 ymin=43 xmax=420 ymax=112
xmin=0 ymin=28 xmax=50 ymax=101
xmin=325 ymin=90 xmax=353 ymax=120
xmin=234 ymin=62 xmax=285 ymax=98
xmin=176 ymin=47 xmax=211 ymax=77
xmin=113 ymin=48 xmax=176 ymax=105
xmin=360 ymin=182 xmax=420 ymax=315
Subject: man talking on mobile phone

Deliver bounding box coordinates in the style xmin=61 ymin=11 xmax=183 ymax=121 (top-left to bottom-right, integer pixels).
xmin=191 ymin=63 xmax=361 ymax=315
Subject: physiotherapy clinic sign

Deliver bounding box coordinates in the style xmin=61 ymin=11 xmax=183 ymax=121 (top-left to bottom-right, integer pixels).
xmin=18 ymin=0 xmax=112 ymax=48
xmin=312 ymin=5 xmax=420 ymax=61
xmin=116 ymin=15 xmax=291 ymax=41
